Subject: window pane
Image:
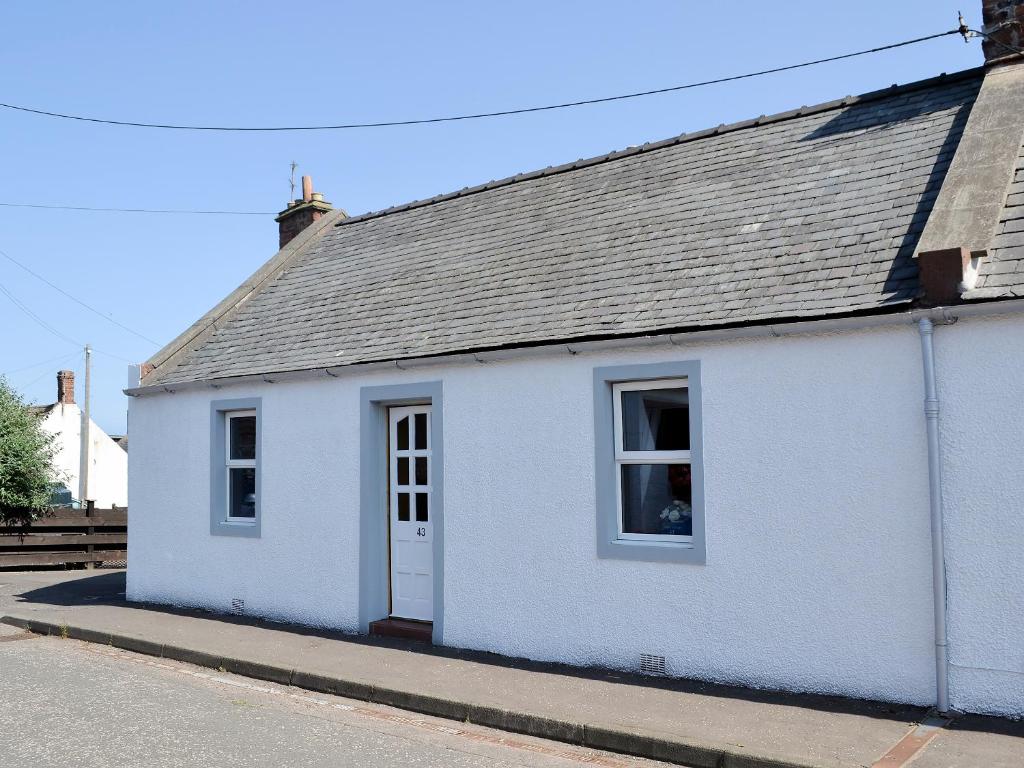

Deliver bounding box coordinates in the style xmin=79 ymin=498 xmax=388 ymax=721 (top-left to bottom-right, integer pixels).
xmin=415 ymin=492 xmax=429 ymax=522
xmin=620 ymin=464 xmax=692 ymax=536
xmin=621 ymin=388 xmax=689 ymax=451
xmin=397 ymin=493 xmax=410 ymax=521
xmin=229 ymin=416 xmax=256 ymax=460
xmin=396 ymin=416 xmax=409 ymax=450
xmin=228 ymin=467 xmax=256 ymax=518
xmin=397 ymin=457 xmax=409 ymax=486
xmin=415 ymin=456 xmax=428 ymax=486
xmin=414 ymin=413 xmax=427 ymax=449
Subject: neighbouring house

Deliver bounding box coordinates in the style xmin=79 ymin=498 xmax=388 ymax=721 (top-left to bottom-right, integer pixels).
xmin=128 ymin=2 xmax=1024 ymax=718
xmin=32 ymin=370 xmax=128 ymax=509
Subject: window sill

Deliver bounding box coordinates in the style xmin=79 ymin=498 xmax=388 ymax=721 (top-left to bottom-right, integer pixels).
xmin=598 ymin=537 xmax=706 ymax=564
xmin=211 ymin=518 xmax=261 ymax=538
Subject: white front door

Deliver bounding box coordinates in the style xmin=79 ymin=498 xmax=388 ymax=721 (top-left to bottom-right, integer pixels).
xmin=388 ymin=405 xmax=433 ymax=622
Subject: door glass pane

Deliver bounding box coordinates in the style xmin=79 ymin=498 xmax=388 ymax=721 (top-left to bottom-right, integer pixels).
xmin=397 ymin=493 xmax=410 ymax=521
xmin=228 ymin=467 xmax=256 ymax=518
xmin=415 ymin=492 xmax=429 ymax=522
xmin=620 ymin=463 xmax=691 ymax=536
xmin=397 ymin=457 xmax=409 ymax=486
xmin=620 ymin=388 xmax=689 ymax=451
xmin=229 ymin=416 xmax=256 ymax=460
xmin=415 ymin=457 xmax=428 ymax=486
xmin=396 ymin=416 xmax=409 ymax=450
xmin=414 ymin=413 xmax=427 ymax=449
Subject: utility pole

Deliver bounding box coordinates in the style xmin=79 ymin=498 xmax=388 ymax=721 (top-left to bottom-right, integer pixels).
xmin=78 ymin=344 xmax=91 ymax=506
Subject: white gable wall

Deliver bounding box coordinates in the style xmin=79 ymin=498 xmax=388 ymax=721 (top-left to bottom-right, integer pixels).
xmin=39 ymin=403 xmax=128 ymax=508
xmin=127 ymin=314 xmax=1024 ymax=716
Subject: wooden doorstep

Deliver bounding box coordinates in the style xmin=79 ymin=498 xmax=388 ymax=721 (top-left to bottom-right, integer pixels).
xmin=368 ymin=618 xmax=433 ymax=643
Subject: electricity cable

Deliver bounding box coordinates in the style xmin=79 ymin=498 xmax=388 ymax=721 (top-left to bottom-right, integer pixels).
xmin=1 ymin=352 xmax=82 ymax=377
xmin=0 ymin=202 xmax=273 ymax=215
xmin=16 ymin=352 xmax=80 ymax=390
xmin=0 ymin=279 xmax=139 ymax=364
xmin=0 ymin=247 xmax=161 ymax=345
xmin=0 ymin=30 xmax=963 ymax=132
xmin=0 ymin=279 xmax=82 ymax=347
xmin=967 ymin=28 xmax=1024 ymax=56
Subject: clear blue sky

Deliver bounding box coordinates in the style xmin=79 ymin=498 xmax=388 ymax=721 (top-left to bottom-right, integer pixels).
xmin=0 ymin=2 xmax=981 ymax=434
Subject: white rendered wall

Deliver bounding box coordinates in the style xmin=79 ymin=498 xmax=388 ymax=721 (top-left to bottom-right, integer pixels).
xmin=127 ymin=381 xmax=364 ymax=628
xmin=935 ymin=314 xmax=1024 ymax=717
xmin=127 ymin=319 xmax=1021 ymax=713
xmin=40 ymin=403 xmax=127 ymax=508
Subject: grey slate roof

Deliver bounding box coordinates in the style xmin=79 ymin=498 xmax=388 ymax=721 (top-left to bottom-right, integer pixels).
xmin=971 ymin=141 xmax=1024 ymax=297
xmin=150 ymin=69 xmax=995 ymax=386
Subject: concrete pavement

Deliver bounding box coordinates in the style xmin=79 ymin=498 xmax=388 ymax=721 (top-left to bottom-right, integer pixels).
xmin=1 ymin=570 xmax=1021 ymax=768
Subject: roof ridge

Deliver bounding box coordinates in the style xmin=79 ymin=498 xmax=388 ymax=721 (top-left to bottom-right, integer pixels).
xmin=335 ymin=66 xmax=984 ymax=230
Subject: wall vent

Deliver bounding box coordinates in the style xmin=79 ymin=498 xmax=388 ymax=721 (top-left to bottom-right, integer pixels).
xmin=639 ymin=653 xmax=667 ymax=676
xmin=230 ymin=598 xmax=245 ymax=615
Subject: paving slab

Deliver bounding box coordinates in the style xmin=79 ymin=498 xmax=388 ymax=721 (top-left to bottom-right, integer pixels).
xmin=1 ymin=570 xmax=1021 ymax=768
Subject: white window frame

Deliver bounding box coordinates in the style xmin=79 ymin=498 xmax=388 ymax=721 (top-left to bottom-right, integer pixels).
xmin=224 ymin=409 xmax=257 ymax=522
xmin=612 ymin=379 xmax=692 ymax=543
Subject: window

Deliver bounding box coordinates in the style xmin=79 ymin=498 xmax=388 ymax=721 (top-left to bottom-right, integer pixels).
xmin=225 ymin=411 xmax=257 ymax=520
xmin=210 ymin=398 xmax=261 ymax=537
xmin=613 ymin=381 xmax=692 ymax=541
xmin=593 ymin=363 xmax=705 ymax=563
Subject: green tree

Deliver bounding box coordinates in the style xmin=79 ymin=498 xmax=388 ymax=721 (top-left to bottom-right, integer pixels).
xmin=0 ymin=377 xmax=58 ymax=526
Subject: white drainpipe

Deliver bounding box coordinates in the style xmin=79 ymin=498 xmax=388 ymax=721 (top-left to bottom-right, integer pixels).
xmin=918 ymin=317 xmax=950 ymax=714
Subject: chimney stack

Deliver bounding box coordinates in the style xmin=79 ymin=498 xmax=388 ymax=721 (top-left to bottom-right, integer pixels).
xmin=275 ymin=174 xmax=333 ymax=250
xmin=917 ymin=247 xmax=980 ymax=305
xmin=57 ymin=369 xmax=75 ymax=405
xmin=981 ymin=1 xmax=1024 ymax=62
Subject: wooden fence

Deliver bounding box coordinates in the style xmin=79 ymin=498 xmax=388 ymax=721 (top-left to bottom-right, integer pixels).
xmin=0 ymin=505 xmax=127 ymax=569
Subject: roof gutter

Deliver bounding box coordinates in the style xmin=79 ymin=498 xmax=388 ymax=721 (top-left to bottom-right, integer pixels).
xmin=125 ymin=298 xmax=1024 ymax=397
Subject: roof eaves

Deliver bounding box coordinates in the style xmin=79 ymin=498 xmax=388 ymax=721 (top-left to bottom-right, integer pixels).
xmin=125 ymin=293 xmax=1024 ymax=397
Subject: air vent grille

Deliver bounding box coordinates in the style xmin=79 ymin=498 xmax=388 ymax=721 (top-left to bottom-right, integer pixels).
xmin=639 ymin=653 xmax=667 ymax=676
xmin=230 ymin=598 xmax=245 ymax=615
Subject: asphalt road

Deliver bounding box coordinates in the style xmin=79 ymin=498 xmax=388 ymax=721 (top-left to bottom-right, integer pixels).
xmin=0 ymin=622 xmax=672 ymax=768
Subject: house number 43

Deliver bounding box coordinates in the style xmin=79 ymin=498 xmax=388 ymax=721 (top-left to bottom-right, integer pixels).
xmin=416 ymin=527 xmax=426 ymax=537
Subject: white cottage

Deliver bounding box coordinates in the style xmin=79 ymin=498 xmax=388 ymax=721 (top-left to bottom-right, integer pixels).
xmin=35 ymin=369 xmax=128 ymax=508
xmin=128 ymin=8 xmax=1024 ymax=719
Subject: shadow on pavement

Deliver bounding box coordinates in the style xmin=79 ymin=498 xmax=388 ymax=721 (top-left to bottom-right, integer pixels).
xmin=12 ymin=570 xmax=1023 ymax=737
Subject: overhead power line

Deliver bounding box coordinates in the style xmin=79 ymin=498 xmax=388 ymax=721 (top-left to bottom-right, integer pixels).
xmin=16 ymin=351 xmax=80 ymax=390
xmin=0 ymin=202 xmax=273 ymax=215
xmin=1 ymin=351 xmax=81 ymax=377
xmin=0 ymin=247 xmax=160 ymax=345
xmin=968 ymin=27 xmax=1024 ymax=56
xmin=0 ymin=30 xmax=962 ymax=132
xmin=0 ymin=282 xmax=136 ymax=365
xmin=0 ymin=279 xmax=83 ymax=347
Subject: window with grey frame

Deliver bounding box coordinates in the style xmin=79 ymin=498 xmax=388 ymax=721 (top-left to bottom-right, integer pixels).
xmin=224 ymin=410 xmax=257 ymax=520
xmin=593 ymin=361 xmax=705 ymax=564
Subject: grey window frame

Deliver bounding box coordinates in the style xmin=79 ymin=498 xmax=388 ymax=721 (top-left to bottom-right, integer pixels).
xmin=593 ymin=362 xmax=706 ymax=564
xmin=210 ymin=398 xmax=262 ymax=538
